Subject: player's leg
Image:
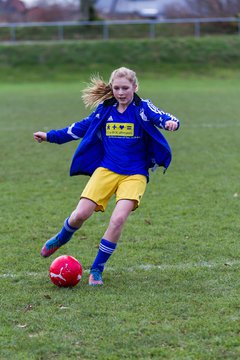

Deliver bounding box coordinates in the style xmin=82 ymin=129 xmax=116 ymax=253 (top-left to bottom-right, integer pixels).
xmin=68 ymin=198 xmax=97 ymax=228
xmin=41 ymin=198 xmax=97 ymax=258
xmin=89 ymin=199 xmax=135 ymax=285
xmin=89 ymin=174 xmax=147 ymax=285
xmin=103 ymin=199 xmax=135 ymax=243
xmin=41 ymin=167 xmax=116 ymax=258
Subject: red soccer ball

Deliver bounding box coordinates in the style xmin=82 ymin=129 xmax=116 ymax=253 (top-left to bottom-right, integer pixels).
xmin=49 ymin=255 xmax=82 ymax=287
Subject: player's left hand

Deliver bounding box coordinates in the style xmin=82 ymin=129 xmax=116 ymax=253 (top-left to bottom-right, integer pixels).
xmin=165 ymin=120 xmax=178 ymax=131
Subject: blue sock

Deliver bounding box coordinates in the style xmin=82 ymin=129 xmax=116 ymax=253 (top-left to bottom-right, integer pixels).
xmin=47 ymin=218 xmax=78 ymax=248
xmin=91 ymin=239 xmax=117 ymax=273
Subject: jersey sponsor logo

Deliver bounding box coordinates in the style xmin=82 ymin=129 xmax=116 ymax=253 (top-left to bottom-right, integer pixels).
xmin=106 ymin=123 xmax=134 ymax=137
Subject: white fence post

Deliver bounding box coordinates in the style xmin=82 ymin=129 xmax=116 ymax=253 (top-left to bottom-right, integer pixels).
xmin=10 ymin=25 xmax=16 ymax=42
xmin=149 ymin=22 xmax=155 ymax=39
xmin=194 ymin=21 xmax=201 ymax=37
xmin=58 ymin=24 xmax=64 ymax=41
xmin=103 ymin=23 xmax=109 ymax=40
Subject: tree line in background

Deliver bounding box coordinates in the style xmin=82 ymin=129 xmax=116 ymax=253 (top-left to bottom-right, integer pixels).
xmin=0 ymin=0 xmax=239 ymax=23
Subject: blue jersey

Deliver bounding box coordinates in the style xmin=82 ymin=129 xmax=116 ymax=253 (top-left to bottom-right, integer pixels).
xmin=100 ymin=102 xmax=148 ymax=177
xmin=46 ymin=94 xmax=180 ymax=178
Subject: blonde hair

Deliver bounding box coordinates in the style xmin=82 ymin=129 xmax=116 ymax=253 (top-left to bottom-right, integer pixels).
xmin=82 ymin=67 xmax=138 ymax=108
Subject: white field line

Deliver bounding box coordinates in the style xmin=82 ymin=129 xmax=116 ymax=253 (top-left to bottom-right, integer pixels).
xmin=0 ymin=259 xmax=239 ymax=279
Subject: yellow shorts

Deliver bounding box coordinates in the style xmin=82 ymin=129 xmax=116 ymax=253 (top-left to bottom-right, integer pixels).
xmin=81 ymin=167 xmax=147 ymax=212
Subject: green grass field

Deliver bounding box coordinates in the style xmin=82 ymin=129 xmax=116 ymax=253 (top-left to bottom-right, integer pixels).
xmin=1 ymin=73 xmax=240 ymax=359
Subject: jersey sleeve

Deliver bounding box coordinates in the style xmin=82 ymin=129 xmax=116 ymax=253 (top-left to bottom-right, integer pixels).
xmin=46 ymin=111 xmax=96 ymax=144
xmin=142 ymin=99 xmax=180 ymax=130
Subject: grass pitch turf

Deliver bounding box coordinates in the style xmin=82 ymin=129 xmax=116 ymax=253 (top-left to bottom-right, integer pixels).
xmin=0 ymin=74 xmax=240 ymax=359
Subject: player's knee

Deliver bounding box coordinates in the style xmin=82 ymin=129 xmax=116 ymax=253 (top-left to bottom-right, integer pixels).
xmin=110 ymin=214 xmax=126 ymax=231
xmin=72 ymin=208 xmax=91 ymax=225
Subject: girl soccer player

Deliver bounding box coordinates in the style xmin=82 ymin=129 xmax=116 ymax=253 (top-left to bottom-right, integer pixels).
xmin=34 ymin=67 xmax=180 ymax=286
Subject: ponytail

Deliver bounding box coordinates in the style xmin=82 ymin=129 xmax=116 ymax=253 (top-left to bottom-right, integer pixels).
xmin=81 ymin=75 xmax=113 ymax=108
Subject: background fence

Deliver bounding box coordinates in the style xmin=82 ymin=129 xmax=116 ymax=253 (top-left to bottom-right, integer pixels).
xmin=0 ymin=17 xmax=239 ymax=42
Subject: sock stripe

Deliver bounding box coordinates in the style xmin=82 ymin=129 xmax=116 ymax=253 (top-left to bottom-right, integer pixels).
xmin=91 ymin=239 xmax=117 ymax=272
xmin=64 ymin=218 xmax=78 ymax=233
xmin=99 ymin=244 xmax=115 ymax=254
